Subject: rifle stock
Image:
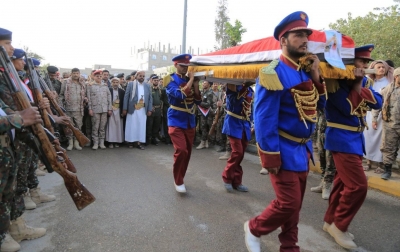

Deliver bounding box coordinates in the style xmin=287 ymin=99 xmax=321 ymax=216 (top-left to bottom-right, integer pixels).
xmin=208 ymin=107 xmax=221 ymax=136
xmin=42 ymin=88 xmax=90 ymax=147
xmin=0 ymin=48 xmax=95 ymax=210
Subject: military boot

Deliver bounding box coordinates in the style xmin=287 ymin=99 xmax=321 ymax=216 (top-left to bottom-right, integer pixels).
xmin=74 ymin=139 xmax=82 ymax=150
xmin=196 ymin=140 xmax=206 ymax=149
xmin=2 ymin=232 xmax=21 ymax=252
xmin=219 ymin=151 xmax=231 ymax=160
xmin=205 ymin=140 xmax=209 ymax=148
xmin=99 ymin=139 xmax=106 ymax=149
xmin=66 ymin=139 xmax=73 ymax=151
xmin=92 ymin=139 xmax=99 ymax=150
xmin=23 ymin=192 xmax=36 ymax=210
xmin=29 ymin=187 xmax=56 ymax=205
xmin=322 ymin=181 xmax=332 ymax=200
xmin=311 ymin=179 xmax=323 ymax=193
xmin=381 ymin=164 xmax=392 ymax=180
xmin=9 ymin=216 xmax=46 ymax=242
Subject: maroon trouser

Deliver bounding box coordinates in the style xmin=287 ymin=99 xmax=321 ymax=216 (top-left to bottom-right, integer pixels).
xmin=168 ymin=126 xmax=195 ymax=186
xmin=324 ymin=152 xmax=367 ymax=232
xmin=249 ymin=167 xmax=309 ymax=252
xmin=222 ymin=134 xmax=248 ymax=187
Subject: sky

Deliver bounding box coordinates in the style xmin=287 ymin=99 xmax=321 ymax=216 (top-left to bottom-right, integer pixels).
xmin=0 ymin=0 xmax=396 ymax=70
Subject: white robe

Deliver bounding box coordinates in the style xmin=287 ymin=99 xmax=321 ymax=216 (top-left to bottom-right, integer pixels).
xmin=106 ymin=89 xmax=124 ymax=143
xmin=125 ymin=83 xmax=146 ymax=143
xmin=364 ymin=77 xmax=390 ymax=162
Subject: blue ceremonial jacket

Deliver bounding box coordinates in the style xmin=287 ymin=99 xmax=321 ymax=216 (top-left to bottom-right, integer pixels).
xmin=325 ymin=78 xmax=382 ymax=155
xmin=166 ymin=73 xmax=201 ymax=129
xmin=254 ymin=55 xmax=326 ymax=172
xmin=222 ymin=85 xmax=253 ymax=140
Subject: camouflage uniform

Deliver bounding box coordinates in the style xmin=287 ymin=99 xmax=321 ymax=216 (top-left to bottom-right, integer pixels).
xmin=0 ymin=98 xmax=21 ymax=246
xmin=317 ymin=109 xmax=336 ymax=183
xmin=0 ymin=73 xmax=40 ymax=221
xmin=50 ymin=78 xmax=62 ymax=95
xmin=199 ymin=88 xmax=216 ymax=142
xmin=86 ymin=82 xmax=112 ymax=143
xmin=373 ymin=84 xmax=400 ymax=166
xmin=146 ymin=86 xmax=162 ymax=143
xmin=59 ymin=78 xmax=86 ymax=139
xmin=216 ymin=91 xmax=232 ymax=152
xmin=160 ymin=88 xmax=171 ymax=144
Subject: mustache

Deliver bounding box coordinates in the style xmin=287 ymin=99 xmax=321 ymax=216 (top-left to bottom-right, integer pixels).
xmin=299 ymin=43 xmax=308 ymax=49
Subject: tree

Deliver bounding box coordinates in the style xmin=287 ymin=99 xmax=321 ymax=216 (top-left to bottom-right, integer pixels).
xmin=225 ymin=20 xmax=247 ymax=47
xmin=329 ymin=0 xmax=400 ymax=66
xmin=22 ymin=46 xmax=45 ymax=61
xmin=214 ymin=0 xmax=230 ymax=50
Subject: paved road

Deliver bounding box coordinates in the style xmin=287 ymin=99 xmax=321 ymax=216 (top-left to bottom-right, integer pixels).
xmin=22 ymin=144 xmax=400 ymax=252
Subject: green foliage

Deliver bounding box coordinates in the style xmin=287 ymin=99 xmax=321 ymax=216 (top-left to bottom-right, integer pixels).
xmin=22 ymin=46 xmax=45 ymax=61
xmin=329 ymin=0 xmax=400 ymax=66
xmin=214 ymin=0 xmax=230 ymax=50
xmin=225 ymin=20 xmax=247 ymax=47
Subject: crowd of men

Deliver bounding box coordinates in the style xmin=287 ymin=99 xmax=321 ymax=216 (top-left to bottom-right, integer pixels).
xmin=0 ymin=8 xmax=400 ymax=252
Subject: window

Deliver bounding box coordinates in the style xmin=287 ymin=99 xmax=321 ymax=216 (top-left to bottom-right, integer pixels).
xmin=152 ymin=54 xmax=157 ymax=60
xmin=162 ymin=55 xmax=167 ymax=61
xmin=152 ymin=65 xmax=156 ymax=70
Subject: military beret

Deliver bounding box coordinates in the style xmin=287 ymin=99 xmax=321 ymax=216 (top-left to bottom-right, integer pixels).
xmin=125 ymin=75 xmax=131 ymax=80
xmin=151 ymin=75 xmax=159 ymax=80
xmin=355 ymin=44 xmax=374 ymax=61
xmin=273 ymin=11 xmax=312 ymax=41
xmin=47 ymin=66 xmax=59 ymax=74
xmin=12 ymin=48 xmax=25 ymax=60
xmin=116 ymin=73 xmax=124 ymax=78
xmin=131 ymin=71 xmax=137 ymax=76
xmin=93 ymin=69 xmax=103 ymax=75
xmin=32 ymin=58 xmax=41 ymax=67
xmin=172 ymin=54 xmax=192 ymax=66
xmin=0 ymin=27 xmax=12 ymax=41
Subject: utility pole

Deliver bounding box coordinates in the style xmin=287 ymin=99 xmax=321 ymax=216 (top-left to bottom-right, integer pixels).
xmin=182 ymin=0 xmax=187 ymax=54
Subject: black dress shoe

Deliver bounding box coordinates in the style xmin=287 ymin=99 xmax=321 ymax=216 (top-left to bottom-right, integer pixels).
xmin=151 ymin=139 xmax=159 ymax=146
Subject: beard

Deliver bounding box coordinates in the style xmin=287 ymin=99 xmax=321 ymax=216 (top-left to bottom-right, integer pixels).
xmin=286 ymin=40 xmax=307 ymax=58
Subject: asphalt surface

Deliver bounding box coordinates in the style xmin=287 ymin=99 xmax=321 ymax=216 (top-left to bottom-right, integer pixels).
xmin=21 ymin=144 xmax=400 ymax=252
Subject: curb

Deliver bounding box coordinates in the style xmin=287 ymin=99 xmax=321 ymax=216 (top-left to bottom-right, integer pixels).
xmin=247 ymin=144 xmax=400 ymax=197
xmin=309 ymin=159 xmax=400 ymax=197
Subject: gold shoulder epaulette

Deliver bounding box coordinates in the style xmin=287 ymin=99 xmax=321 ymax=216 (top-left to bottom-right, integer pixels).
xmin=325 ymin=79 xmax=340 ymax=93
xmin=163 ymin=74 xmax=174 ymax=87
xmin=258 ymin=60 xmax=283 ymax=91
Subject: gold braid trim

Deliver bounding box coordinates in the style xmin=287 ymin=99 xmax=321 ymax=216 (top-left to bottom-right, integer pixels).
xmin=291 ymin=86 xmax=319 ymax=123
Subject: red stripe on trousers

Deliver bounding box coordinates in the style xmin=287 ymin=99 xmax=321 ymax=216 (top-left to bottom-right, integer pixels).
xmin=221 ymin=133 xmax=248 ymax=187
xmin=168 ymin=126 xmax=195 ymax=186
xmin=249 ymin=153 xmax=310 ymax=252
xmin=323 ymin=152 xmax=367 ymax=232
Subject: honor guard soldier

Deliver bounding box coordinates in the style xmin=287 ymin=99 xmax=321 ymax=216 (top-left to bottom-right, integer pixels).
xmin=165 ymin=54 xmax=201 ymax=193
xmin=322 ymin=45 xmax=382 ymax=249
xmin=244 ymin=12 xmax=327 ymax=252
xmin=0 ymin=27 xmax=47 ymax=251
xmin=221 ymin=82 xmax=253 ymax=192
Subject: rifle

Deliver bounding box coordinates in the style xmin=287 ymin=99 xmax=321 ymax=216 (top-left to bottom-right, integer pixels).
xmin=25 ymin=58 xmax=77 ymax=174
xmin=0 ymin=46 xmax=95 ymax=210
xmin=39 ymin=72 xmax=90 ymax=147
